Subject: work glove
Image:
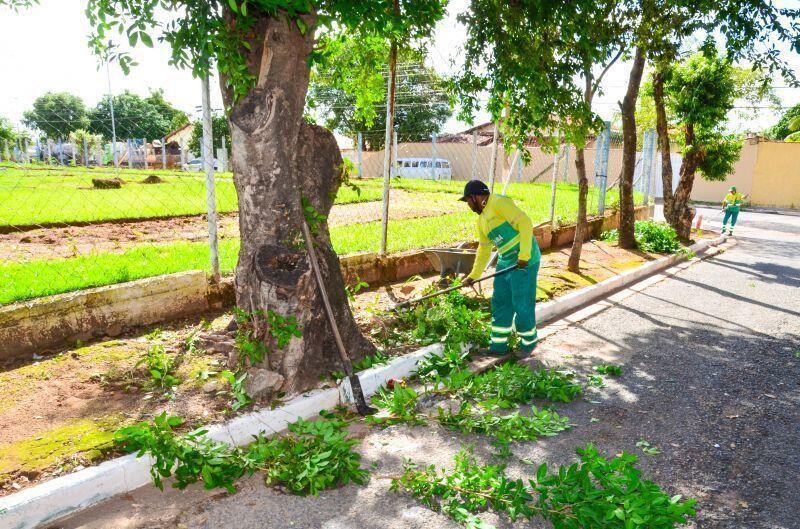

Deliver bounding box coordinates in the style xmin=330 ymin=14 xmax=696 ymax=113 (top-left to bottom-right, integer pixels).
xmin=462 ymin=276 xmax=476 ymax=288
xmin=517 ymin=259 xmax=529 ymax=270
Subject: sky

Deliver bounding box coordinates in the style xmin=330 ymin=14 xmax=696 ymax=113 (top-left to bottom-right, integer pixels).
xmin=1 ymin=0 xmax=798 ymax=135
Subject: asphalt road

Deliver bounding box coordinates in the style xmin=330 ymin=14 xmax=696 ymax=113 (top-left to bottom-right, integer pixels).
xmin=54 ymin=208 xmax=800 ymax=529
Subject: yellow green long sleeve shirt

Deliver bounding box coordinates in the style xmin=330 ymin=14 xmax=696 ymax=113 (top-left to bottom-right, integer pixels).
xmin=467 ymin=194 xmax=535 ymax=280
xmin=723 ymin=192 xmax=744 ymax=208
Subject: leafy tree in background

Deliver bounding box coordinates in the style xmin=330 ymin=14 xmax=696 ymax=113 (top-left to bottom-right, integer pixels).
xmin=309 ymin=36 xmax=451 ymax=150
xmin=88 ymin=90 xmax=178 ymax=141
xmin=188 ymin=114 xmax=231 ymax=156
xmin=661 ymin=52 xmax=740 ymax=239
xmin=144 ymin=89 xmax=190 ymax=133
xmin=766 ymin=103 xmax=800 ymax=140
xmin=22 ymin=91 xmax=89 ymax=140
xmin=0 ymin=116 xmax=15 ymax=144
xmin=453 ymin=0 xmax=632 ymax=271
xmin=644 ymin=0 xmax=800 ymax=237
xmin=637 ymin=65 xmax=778 ymax=140
xmin=68 ymin=129 xmax=105 ymax=163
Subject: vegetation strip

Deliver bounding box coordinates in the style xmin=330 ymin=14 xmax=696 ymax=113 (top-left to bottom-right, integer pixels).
xmin=391 ymin=445 xmax=697 ymax=529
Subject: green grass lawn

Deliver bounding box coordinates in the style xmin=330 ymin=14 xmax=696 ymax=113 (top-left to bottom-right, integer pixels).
xmin=0 ymin=164 xmax=379 ymax=226
xmin=0 ymin=163 xmax=641 ymax=305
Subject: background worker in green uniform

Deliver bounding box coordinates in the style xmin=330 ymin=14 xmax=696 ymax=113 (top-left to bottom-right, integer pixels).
xmin=721 ymin=186 xmax=747 ymax=236
xmin=460 ymin=180 xmax=542 ymax=356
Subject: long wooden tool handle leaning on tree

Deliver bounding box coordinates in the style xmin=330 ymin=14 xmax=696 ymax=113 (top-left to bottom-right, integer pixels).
xmin=298 ymin=210 xmax=377 ymax=416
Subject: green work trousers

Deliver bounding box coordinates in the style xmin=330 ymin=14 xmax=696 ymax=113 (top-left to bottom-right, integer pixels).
xmin=722 ymin=206 xmax=740 ymax=232
xmin=490 ymin=253 xmax=540 ymax=353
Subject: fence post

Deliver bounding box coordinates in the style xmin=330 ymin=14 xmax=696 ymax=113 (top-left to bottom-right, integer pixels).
xmin=142 ymin=138 xmax=148 ymax=169
xmin=517 ymin=150 xmax=523 ymax=182
xmin=393 ymin=129 xmax=399 ymax=174
xmin=82 ymin=137 xmax=89 ymax=167
xmin=596 ymin=121 xmax=611 ymax=216
xmin=219 ymin=135 xmax=228 ymax=173
xmin=549 ymin=138 xmax=561 ymax=226
xmin=379 ymin=48 xmax=397 ymax=256
xmin=45 ymin=140 xmax=51 ymax=165
xmin=161 ymin=137 xmax=167 ymax=169
xmin=201 ymin=74 xmax=220 ymax=282
xmin=356 ymin=132 xmax=363 ymax=178
xmin=58 ymin=139 xmax=64 ymax=165
xmin=642 ymin=128 xmax=655 ymax=205
xmin=488 ymin=121 xmax=500 ymax=191
xmin=471 ymin=131 xmax=478 ymax=179
xmin=430 ymin=132 xmax=437 ymax=180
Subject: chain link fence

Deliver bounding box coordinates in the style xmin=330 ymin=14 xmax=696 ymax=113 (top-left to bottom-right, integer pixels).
xmin=0 ymin=106 xmax=657 ymax=307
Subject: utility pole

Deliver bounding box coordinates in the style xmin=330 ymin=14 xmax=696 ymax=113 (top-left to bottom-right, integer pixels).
xmin=202 ymin=74 xmax=220 ymax=282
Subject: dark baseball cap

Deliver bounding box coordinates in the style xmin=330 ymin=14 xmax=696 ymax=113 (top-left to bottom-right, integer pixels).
xmin=459 ymin=179 xmax=490 ymax=201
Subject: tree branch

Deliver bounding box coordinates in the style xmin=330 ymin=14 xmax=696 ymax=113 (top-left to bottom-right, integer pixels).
xmin=591 ymin=45 xmax=626 ymax=98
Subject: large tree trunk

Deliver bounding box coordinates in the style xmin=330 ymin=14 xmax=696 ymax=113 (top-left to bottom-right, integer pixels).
xmin=567 ymin=146 xmax=589 ymax=272
xmin=618 ymin=46 xmax=646 ymax=249
xmin=567 ymin=74 xmax=594 ymax=273
xmin=220 ymin=12 xmax=375 ymax=399
xmin=671 ymin=123 xmax=699 ymax=240
xmin=652 ymin=68 xmax=675 ymax=224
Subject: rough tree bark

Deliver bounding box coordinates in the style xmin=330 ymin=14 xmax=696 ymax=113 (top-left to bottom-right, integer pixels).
xmin=652 ymin=69 xmax=674 ymax=223
xmin=220 ymin=12 xmax=375 ymax=399
xmin=567 ymin=147 xmax=589 ymax=272
xmin=618 ymin=46 xmax=646 ymax=249
xmin=567 ymin=75 xmax=594 ymax=273
xmin=670 ymin=122 xmax=699 ymax=240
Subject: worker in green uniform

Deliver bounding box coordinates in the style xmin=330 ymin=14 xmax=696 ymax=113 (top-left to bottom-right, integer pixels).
xmin=721 ymin=186 xmax=747 ymax=236
xmin=460 ymin=180 xmax=542 ymax=356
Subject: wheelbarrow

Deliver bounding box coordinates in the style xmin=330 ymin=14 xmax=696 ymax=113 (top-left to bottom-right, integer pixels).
xmin=423 ymin=247 xmax=498 ymax=278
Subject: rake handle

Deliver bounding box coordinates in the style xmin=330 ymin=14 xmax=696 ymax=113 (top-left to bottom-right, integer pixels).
xmin=392 ymin=265 xmax=517 ymax=311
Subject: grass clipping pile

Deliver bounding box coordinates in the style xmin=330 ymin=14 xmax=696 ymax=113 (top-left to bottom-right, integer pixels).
xmin=110 ymin=284 xmax=696 ymax=528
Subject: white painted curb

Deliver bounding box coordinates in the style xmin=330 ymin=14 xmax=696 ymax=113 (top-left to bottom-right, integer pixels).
xmin=536 ymin=235 xmax=725 ymax=325
xmin=1 ymin=237 xmax=725 ymax=529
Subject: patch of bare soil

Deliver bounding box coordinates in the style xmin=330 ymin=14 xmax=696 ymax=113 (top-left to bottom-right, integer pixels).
xmin=0 ymin=310 xmax=237 ymax=495
xmin=0 ymin=191 xmax=457 ymax=261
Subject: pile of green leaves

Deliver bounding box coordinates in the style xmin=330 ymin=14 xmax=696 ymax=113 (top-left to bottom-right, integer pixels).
xmin=114 ymin=413 xmax=367 ymax=496
xmin=136 ymin=345 xmax=181 ymax=390
xmin=437 ymin=403 xmax=570 ymax=446
xmin=389 ymin=286 xmax=489 ymax=361
xmin=114 ymin=413 xmax=247 ymax=492
xmin=250 ymin=418 xmax=368 ymax=495
xmin=461 ymin=364 xmax=582 ymax=406
xmin=368 ymin=385 xmax=423 ymax=426
xmin=633 ymin=221 xmax=682 ymax=254
xmin=415 ymin=348 xmax=471 ymax=381
xmin=369 ymin=361 xmax=579 ymax=448
xmin=594 ymin=364 xmax=623 ymax=376
xmin=601 ymin=221 xmax=682 ymax=254
xmin=393 ymin=445 xmax=697 ymax=529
